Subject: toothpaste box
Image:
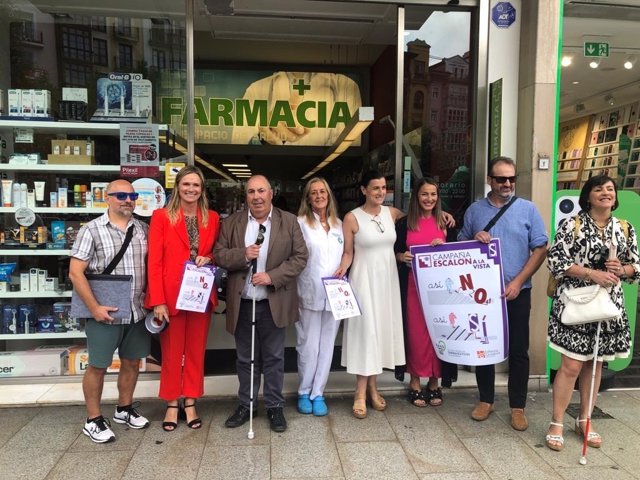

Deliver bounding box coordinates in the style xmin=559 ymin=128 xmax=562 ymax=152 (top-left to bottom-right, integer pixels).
xmin=20 ymin=89 xmax=33 ymax=117
xmin=33 ymin=89 xmax=51 ymax=117
xmin=0 ymin=349 xmax=68 ymax=377
xmin=8 ymin=89 xmax=20 ymax=115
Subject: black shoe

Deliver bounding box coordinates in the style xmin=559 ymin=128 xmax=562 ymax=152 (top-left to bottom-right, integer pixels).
xmin=224 ymin=405 xmax=256 ymax=428
xmin=266 ymin=407 xmax=287 ymax=433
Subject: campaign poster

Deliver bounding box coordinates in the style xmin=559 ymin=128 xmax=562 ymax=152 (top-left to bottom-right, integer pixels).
xmin=411 ymin=239 xmax=508 ymax=366
xmin=119 ymin=123 xmax=160 ymax=178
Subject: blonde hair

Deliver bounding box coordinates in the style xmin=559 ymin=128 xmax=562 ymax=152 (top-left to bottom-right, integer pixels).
xmin=166 ymin=166 xmax=210 ymax=226
xmin=407 ymin=177 xmax=446 ymax=231
xmin=298 ymin=177 xmax=339 ymax=228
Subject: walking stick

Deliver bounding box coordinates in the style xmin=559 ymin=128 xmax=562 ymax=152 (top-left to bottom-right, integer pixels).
xmin=248 ymin=263 xmax=256 ymax=440
xmin=579 ymin=320 xmax=602 ymax=465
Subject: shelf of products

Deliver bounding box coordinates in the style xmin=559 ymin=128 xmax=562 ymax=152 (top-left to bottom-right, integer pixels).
xmin=579 ymin=101 xmax=639 ymax=188
xmin=0 ymin=118 xmax=167 ymax=377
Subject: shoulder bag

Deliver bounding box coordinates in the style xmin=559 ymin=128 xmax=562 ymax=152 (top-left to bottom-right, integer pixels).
xmin=559 ymin=284 xmax=620 ymax=325
xmin=70 ymin=225 xmax=135 ymax=322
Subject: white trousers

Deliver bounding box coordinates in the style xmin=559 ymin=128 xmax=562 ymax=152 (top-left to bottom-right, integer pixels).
xmin=296 ymin=308 xmax=340 ymax=399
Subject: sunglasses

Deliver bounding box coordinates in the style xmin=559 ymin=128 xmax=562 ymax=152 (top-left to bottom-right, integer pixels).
xmin=371 ymin=215 xmax=385 ymax=233
xmin=107 ymin=192 xmax=139 ymax=201
xmin=489 ymin=175 xmax=517 ymax=184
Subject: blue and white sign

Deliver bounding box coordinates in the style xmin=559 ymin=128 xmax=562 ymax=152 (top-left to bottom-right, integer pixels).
xmin=491 ymin=2 xmax=516 ymax=28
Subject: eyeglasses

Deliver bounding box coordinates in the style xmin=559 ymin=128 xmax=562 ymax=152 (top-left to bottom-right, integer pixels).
xmin=107 ymin=192 xmax=139 ymax=201
xmin=489 ymin=175 xmax=517 ymax=184
xmin=371 ymin=215 xmax=385 ymax=233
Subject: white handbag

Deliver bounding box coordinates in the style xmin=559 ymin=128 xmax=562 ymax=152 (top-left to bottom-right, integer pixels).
xmin=560 ymin=284 xmax=621 ymax=325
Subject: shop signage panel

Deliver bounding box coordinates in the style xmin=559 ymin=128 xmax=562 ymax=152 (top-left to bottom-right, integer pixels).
xmin=159 ymin=70 xmax=363 ymax=146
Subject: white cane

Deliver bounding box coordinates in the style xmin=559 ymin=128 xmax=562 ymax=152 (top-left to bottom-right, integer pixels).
xmin=248 ymin=263 xmax=256 ymax=440
xmin=579 ymin=319 xmax=602 ymax=465
xmin=581 ymin=238 xmax=617 ymax=464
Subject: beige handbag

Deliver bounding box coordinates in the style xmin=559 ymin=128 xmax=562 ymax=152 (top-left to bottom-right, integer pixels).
xmin=560 ymin=284 xmax=620 ymax=325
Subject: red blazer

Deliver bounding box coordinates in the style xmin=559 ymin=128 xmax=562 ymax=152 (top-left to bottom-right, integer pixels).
xmin=145 ymin=207 xmax=220 ymax=316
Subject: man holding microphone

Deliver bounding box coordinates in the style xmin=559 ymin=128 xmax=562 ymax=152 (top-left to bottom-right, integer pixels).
xmin=214 ymin=175 xmax=308 ymax=433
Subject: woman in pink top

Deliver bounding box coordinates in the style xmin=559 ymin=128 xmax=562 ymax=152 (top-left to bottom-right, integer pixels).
xmin=394 ymin=177 xmax=447 ymax=407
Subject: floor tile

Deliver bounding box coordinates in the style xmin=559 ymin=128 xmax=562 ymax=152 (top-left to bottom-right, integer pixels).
xmin=198 ymin=444 xmax=270 ymax=479
xmin=337 ymin=441 xmax=418 ymax=480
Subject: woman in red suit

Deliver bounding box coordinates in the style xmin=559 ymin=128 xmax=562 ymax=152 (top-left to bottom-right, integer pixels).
xmin=145 ymin=166 xmax=220 ymax=431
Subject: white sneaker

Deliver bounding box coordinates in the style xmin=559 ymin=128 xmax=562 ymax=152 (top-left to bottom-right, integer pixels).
xmin=83 ymin=416 xmax=115 ymax=443
xmin=113 ymin=402 xmax=150 ymax=429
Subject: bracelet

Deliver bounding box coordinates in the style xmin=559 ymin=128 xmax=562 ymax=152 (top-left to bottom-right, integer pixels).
xmin=584 ymin=268 xmax=592 ymax=282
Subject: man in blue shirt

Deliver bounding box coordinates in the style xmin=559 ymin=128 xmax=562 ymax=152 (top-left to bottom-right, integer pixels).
xmin=458 ymin=156 xmax=547 ymax=431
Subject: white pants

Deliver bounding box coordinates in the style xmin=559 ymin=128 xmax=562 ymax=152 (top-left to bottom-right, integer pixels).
xmin=296 ymin=308 xmax=340 ymax=399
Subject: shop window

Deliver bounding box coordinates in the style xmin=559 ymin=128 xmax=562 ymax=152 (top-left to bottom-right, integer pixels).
xmin=63 ymin=63 xmax=92 ymax=87
xmin=152 ymin=49 xmax=167 ymax=69
xmin=116 ymin=18 xmax=132 ymax=37
xmin=61 ymin=26 xmax=92 ymax=62
xmin=93 ymin=38 xmax=108 ymax=66
xmin=91 ymin=16 xmax=107 ymax=32
xmin=118 ymin=43 xmax=133 ymax=69
xmin=414 ymin=91 xmax=424 ymax=109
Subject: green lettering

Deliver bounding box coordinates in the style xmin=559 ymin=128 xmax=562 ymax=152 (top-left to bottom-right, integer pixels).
xmin=317 ymin=102 xmax=326 ymax=128
xmin=269 ymin=100 xmax=295 ymax=127
xmin=209 ymin=98 xmax=234 ymax=126
xmin=236 ymin=99 xmax=268 ymax=127
xmin=160 ymin=97 xmax=183 ymax=124
xmin=193 ymin=97 xmax=209 ymax=125
xmin=329 ymin=102 xmax=351 ymax=128
xmin=297 ymin=101 xmax=316 ymax=128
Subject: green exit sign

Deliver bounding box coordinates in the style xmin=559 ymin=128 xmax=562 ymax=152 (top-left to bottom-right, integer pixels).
xmin=584 ymin=42 xmax=609 ymax=57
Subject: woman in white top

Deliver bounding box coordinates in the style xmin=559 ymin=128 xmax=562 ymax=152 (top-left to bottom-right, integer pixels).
xmin=296 ymin=177 xmax=344 ymax=416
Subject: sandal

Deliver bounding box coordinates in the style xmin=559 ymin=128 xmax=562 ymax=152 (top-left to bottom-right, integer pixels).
xmin=575 ymin=417 xmax=602 ymax=448
xmin=162 ymin=405 xmax=180 ymax=432
xmin=352 ymin=395 xmax=367 ymax=419
xmin=545 ymin=421 xmax=564 ymax=451
xmin=408 ymin=389 xmax=427 ymax=408
xmin=367 ymin=390 xmax=386 ymax=411
xmin=425 ymin=387 xmax=443 ymax=407
xmin=184 ymin=401 xmax=202 ymax=429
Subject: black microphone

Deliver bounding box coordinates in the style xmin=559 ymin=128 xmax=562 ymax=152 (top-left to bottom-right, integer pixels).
xmin=251 ymin=225 xmax=266 ymax=274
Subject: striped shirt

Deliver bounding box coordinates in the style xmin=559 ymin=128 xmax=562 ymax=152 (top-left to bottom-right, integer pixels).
xmin=71 ymin=212 xmax=149 ymax=323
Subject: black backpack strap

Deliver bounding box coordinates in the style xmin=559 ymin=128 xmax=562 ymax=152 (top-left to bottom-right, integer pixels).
xmin=482 ymin=196 xmax=517 ymax=232
xmin=103 ymin=224 xmax=134 ymax=275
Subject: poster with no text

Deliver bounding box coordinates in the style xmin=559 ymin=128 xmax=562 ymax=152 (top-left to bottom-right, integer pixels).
xmin=411 ymin=239 xmax=508 ymax=366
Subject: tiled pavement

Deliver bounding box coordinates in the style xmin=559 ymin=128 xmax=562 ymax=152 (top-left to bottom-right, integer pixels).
xmin=0 ymin=371 xmax=639 ymax=479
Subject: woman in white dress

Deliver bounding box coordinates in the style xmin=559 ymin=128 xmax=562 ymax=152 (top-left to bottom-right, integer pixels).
xmin=296 ymin=177 xmax=344 ymax=417
xmin=335 ymin=170 xmax=406 ymax=418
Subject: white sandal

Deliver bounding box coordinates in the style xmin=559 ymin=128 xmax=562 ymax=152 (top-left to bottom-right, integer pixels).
xmin=575 ymin=417 xmax=602 ymax=448
xmin=545 ymin=421 xmax=565 ymax=451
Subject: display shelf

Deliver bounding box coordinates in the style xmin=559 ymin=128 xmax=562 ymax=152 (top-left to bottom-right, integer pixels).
xmin=0 ymin=164 xmax=166 ymax=173
xmin=0 ymin=291 xmax=71 ymax=299
xmin=0 ymin=332 xmax=84 ymax=340
xmin=0 ymin=207 xmax=105 ymax=214
xmin=0 ymin=249 xmax=70 ymax=256
xmin=0 ymin=119 xmax=169 ymax=134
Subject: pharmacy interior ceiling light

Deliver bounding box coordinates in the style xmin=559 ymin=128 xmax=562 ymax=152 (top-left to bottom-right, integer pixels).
xmin=561 ymin=56 xmax=572 ymax=67
xmin=589 ymin=58 xmax=601 ymax=69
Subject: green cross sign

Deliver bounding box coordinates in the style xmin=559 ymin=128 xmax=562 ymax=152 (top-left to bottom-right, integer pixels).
xmin=584 ymin=42 xmax=609 ymax=58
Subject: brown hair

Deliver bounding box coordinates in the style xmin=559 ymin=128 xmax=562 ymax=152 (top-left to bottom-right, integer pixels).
xmin=407 ymin=177 xmax=446 ymax=231
xmin=165 ymin=166 xmax=210 ymax=226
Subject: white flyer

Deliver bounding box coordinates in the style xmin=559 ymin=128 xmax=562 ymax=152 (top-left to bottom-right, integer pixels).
xmin=322 ymin=277 xmax=362 ymax=320
xmin=176 ymin=262 xmax=215 ymax=313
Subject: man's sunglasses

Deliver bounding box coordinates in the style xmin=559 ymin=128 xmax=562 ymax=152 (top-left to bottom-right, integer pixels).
xmin=107 ymin=192 xmax=139 ymax=201
xmin=489 ymin=175 xmax=517 ymax=184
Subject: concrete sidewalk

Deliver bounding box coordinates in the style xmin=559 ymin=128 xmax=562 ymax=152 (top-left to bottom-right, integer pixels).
xmin=0 ymin=374 xmax=639 ymax=479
